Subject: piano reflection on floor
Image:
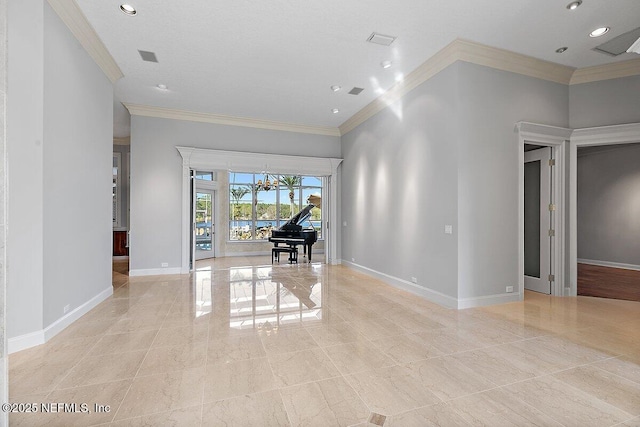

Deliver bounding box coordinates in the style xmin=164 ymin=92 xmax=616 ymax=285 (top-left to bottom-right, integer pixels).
xmin=269 ymin=203 xmax=318 ymax=261
xmin=220 ymin=265 xmax=325 ymax=330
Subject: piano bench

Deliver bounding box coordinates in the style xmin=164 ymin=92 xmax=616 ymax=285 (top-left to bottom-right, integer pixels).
xmin=272 ymin=246 xmax=298 ymax=264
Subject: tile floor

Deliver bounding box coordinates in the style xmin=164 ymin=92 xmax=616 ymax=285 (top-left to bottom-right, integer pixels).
xmin=8 ymin=256 xmax=640 ymax=426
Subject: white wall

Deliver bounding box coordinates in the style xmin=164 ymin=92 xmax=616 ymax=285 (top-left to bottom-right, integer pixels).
xmin=42 ymin=3 xmax=113 ymax=326
xmin=7 ymin=0 xmax=44 ymax=338
xmin=577 ymin=144 xmax=640 ymax=267
xmin=130 ymin=116 xmax=340 ymax=273
xmin=7 ymin=1 xmax=113 ymax=343
xmin=341 ymin=61 xmax=569 ymax=307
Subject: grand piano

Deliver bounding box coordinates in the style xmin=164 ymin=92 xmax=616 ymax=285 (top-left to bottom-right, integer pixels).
xmin=269 ymin=203 xmax=318 ymax=261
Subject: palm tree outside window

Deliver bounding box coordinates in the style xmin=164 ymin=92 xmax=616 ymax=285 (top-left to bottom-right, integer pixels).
xmin=228 ymin=172 xmax=322 ymax=241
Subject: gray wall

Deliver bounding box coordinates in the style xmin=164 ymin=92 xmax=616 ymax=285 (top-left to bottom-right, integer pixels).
xmin=341 ymin=64 xmax=460 ymax=299
xmin=577 ymin=144 xmax=640 ymax=266
xmin=130 ymin=116 xmax=340 ymax=272
xmin=42 ymin=4 xmax=113 ymax=326
xmin=456 ymin=62 xmax=569 ymax=299
xmin=0 ymin=0 xmax=7 ymax=420
xmin=569 ymin=75 xmax=640 ymax=129
xmin=341 ymin=61 xmax=569 ymax=303
xmin=7 ymin=1 xmax=113 ymax=338
xmin=7 ymin=0 xmax=44 ymax=338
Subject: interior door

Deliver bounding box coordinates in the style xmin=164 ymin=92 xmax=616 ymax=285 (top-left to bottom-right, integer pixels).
xmin=195 ymin=189 xmax=215 ymax=260
xmin=524 ymin=147 xmax=552 ymax=294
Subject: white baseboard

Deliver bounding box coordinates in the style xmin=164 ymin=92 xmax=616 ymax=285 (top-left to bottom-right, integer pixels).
xmin=341 ymin=261 xmax=522 ymax=309
xmin=8 ymin=285 xmax=113 ymax=354
xmin=342 ymin=261 xmax=459 ymax=309
xmin=8 ymin=330 xmax=45 ymax=354
xmin=129 ymin=267 xmax=184 ymax=276
xmin=577 ymin=258 xmax=640 ymax=271
xmin=223 ymin=250 xmax=326 ymax=258
xmin=223 ymin=251 xmax=271 ymax=257
xmin=457 ymin=292 xmax=522 ymax=309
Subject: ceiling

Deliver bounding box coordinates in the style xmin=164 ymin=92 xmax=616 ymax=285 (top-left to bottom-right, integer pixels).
xmin=73 ymin=0 xmax=640 ymax=138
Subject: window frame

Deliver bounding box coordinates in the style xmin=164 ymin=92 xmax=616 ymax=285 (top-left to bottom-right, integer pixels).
xmin=228 ymin=172 xmax=323 ymax=242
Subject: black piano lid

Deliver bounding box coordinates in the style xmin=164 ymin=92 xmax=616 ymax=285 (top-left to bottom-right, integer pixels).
xmin=280 ymin=203 xmax=315 ymax=231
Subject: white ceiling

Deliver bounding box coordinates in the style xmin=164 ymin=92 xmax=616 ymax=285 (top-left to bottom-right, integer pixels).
xmin=74 ymin=0 xmax=640 ymax=137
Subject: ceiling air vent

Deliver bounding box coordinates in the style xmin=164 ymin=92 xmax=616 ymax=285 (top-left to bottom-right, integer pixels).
xmin=348 ymin=87 xmax=364 ymax=95
xmin=367 ymin=32 xmax=396 ymax=46
xmin=593 ymin=27 xmax=640 ymax=56
xmin=138 ymin=50 xmax=158 ymax=63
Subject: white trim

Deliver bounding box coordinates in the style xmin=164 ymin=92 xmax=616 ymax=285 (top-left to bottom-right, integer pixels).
xmin=223 ymin=250 xmax=326 ymax=258
xmin=570 ymin=123 xmax=640 ymax=295
xmin=515 ymin=122 xmax=571 ymax=297
xmin=577 ymin=259 xmax=640 ymax=272
xmin=46 ymin=0 xmax=123 ymax=83
xmin=177 ymin=147 xmax=342 ymax=274
xmin=340 ymin=39 xmax=575 ymax=135
xmin=129 ymin=267 xmax=183 ymax=277
xmin=125 ymin=103 xmax=340 ymax=137
xmin=224 ymin=251 xmax=271 ymax=257
xmin=8 ymin=330 xmax=45 ymax=354
xmin=342 ymin=260 xmax=459 ymax=309
xmin=9 ymin=286 xmax=112 ymax=354
xmin=571 ymin=123 xmax=640 ymax=146
xmin=457 ymin=293 xmax=522 ymax=309
xmin=454 ymin=39 xmax=575 ymax=85
xmin=43 ymin=286 xmax=113 ymax=341
xmin=112 ymin=255 xmax=129 ymax=261
xmin=570 ymin=59 xmax=640 ymax=85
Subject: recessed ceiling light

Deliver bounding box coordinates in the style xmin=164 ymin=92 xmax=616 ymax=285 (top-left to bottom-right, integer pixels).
xmin=556 ymin=47 xmax=568 ymax=53
xmin=330 ymin=85 xmax=341 ymax=92
xmin=120 ymin=4 xmax=137 ymax=15
xmin=332 ymin=108 xmax=339 ymax=114
xmin=566 ymin=1 xmax=582 ymax=10
xmin=381 ymin=60 xmax=392 ymax=69
xmin=590 ymin=27 xmax=610 ymax=37
xmin=156 ymin=84 xmax=168 ymax=90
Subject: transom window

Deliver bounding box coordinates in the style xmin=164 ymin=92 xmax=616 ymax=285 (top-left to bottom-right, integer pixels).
xmin=229 ymin=172 xmax=322 ymax=241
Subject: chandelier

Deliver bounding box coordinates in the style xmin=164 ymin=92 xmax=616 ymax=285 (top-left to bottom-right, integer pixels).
xmin=256 ymin=174 xmax=278 ymax=191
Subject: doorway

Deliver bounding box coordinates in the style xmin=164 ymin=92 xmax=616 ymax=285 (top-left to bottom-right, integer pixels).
xmin=194 ymin=189 xmax=215 ymax=260
xmin=516 ymin=122 xmax=569 ymax=297
xmin=524 ymin=145 xmax=552 ymax=294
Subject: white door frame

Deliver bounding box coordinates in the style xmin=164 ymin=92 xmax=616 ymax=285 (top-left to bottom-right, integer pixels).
xmin=569 ymin=123 xmax=640 ymax=296
xmin=524 ymin=147 xmax=552 ymax=294
xmin=516 ymin=122 xmax=571 ymax=297
xmin=194 ymin=182 xmax=217 ymax=261
xmin=176 ymin=147 xmax=343 ymax=273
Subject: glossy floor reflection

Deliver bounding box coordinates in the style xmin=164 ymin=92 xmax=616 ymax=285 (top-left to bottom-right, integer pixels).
xmin=9 ymin=256 xmax=640 ymax=426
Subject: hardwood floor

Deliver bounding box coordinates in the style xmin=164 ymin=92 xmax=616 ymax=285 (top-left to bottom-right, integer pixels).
xmin=112 ymin=259 xmax=129 ymax=289
xmin=578 ymin=263 xmax=640 ymax=302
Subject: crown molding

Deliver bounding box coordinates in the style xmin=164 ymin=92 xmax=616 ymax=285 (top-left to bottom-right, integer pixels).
xmin=124 ymin=103 xmax=341 ymax=137
xmin=569 ymin=59 xmax=640 ymax=85
xmin=454 ymin=39 xmax=575 ymax=85
xmin=47 ymin=0 xmax=123 ymax=83
xmin=340 ymin=39 xmax=575 ymax=135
